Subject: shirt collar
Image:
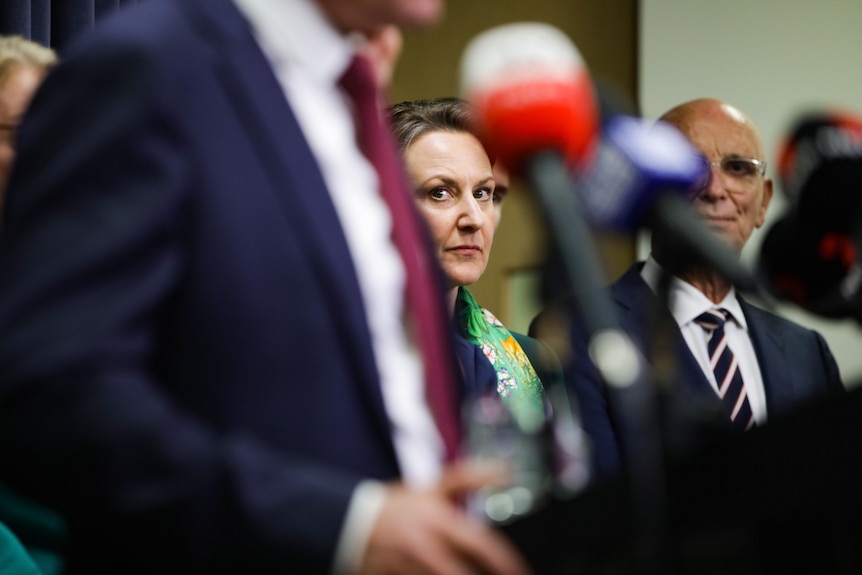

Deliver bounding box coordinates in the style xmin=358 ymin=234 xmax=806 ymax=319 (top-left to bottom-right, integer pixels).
xmin=233 ymin=0 xmax=359 ymax=87
xmin=641 ymin=255 xmax=748 ymax=331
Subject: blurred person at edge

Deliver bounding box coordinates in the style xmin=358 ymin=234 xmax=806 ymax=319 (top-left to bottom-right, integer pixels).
xmin=0 ymin=34 xmax=64 ymax=575
xmin=0 ymin=35 xmax=57 ymax=203
xmin=0 ymin=1 xmax=532 ymax=574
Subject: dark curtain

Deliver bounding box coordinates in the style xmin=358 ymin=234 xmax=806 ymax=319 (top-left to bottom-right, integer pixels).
xmin=0 ymin=0 xmax=140 ymax=53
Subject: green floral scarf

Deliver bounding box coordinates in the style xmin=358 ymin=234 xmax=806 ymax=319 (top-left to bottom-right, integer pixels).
xmin=457 ymin=287 xmax=545 ymax=430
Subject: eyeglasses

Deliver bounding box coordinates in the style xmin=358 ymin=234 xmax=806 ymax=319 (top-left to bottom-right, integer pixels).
xmin=695 ymin=157 xmax=767 ymax=191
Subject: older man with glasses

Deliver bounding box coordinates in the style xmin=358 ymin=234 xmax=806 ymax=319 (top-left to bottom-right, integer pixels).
xmin=540 ymin=98 xmax=844 ymax=479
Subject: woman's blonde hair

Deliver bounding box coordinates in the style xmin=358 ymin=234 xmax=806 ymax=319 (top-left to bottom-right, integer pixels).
xmin=0 ymin=35 xmax=58 ymax=87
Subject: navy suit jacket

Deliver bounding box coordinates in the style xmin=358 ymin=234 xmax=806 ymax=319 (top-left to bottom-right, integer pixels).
xmin=0 ymin=0 xmax=492 ymax=572
xmin=535 ymin=263 xmax=844 ymax=479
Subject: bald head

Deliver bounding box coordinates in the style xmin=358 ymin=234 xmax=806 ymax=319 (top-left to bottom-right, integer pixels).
xmin=660 ymin=98 xmax=766 ymax=160
xmin=654 ymin=98 xmax=773 ymax=257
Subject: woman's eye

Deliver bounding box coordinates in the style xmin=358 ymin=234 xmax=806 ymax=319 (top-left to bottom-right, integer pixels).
xmin=429 ymin=188 xmax=451 ymax=200
xmin=473 ymin=188 xmax=492 ymax=201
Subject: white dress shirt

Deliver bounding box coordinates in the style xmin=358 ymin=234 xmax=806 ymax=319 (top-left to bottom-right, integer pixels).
xmin=641 ymin=256 xmax=768 ymax=424
xmin=231 ymin=0 xmax=445 ymax=572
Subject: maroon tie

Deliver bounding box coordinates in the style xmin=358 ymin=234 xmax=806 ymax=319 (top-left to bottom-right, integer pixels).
xmin=339 ymin=54 xmax=461 ymax=461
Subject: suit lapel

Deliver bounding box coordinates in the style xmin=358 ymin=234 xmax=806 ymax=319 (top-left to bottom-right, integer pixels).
xmin=740 ymin=298 xmax=795 ymax=414
xmin=453 ymin=334 xmax=497 ymax=400
xmin=612 ymin=264 xmax=716 ymax=399
xmin=184 ymin=0 xmax=394 ymax=459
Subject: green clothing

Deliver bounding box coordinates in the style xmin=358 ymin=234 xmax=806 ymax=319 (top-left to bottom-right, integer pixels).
xmin=457 ymin=287 xmax=546 ymax=430
xmin=0 ymin=521 xmax=42 ymax=575
xmin=0 ymin=487 xmax=63 ymax=575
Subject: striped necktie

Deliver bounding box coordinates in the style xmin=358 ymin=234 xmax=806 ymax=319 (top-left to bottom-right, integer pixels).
xmin=694 ymin=308 xmax=755 ymax=431
xmin=339 ymin=54 xmax=461 ymax=460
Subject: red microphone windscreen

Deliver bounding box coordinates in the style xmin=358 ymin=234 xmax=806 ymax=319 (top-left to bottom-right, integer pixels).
xmin=458 ymin=23 xmax=598 ymax=176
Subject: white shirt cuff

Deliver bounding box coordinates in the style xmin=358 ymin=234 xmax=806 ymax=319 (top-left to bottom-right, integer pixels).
xmin=331 ymin=480 xmax=388 ymax=575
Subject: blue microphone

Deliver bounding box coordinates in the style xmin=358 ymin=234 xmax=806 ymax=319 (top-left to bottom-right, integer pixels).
xmin=578 ymin=115 xmax=756 ymax=292
xmin=579 ymin=115 xmax=707 ymax=231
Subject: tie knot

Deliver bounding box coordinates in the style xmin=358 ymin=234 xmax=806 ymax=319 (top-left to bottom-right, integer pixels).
xmin=695 ymin=308 xmax=728 ymax=332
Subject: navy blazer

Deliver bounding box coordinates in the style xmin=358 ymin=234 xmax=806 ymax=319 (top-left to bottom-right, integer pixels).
xmin=0 ymin=0 xmax=477 ymax=572
xmin=534 ymin=263 xmax=844 ymax=479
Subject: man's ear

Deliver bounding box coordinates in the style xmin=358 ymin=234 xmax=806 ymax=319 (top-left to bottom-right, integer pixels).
xmin=756 ymin=177 xmax=774 ymax=228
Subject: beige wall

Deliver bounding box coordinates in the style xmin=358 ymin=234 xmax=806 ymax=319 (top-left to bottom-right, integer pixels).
xmin=390 ymin=0 xmax=638 ymax=332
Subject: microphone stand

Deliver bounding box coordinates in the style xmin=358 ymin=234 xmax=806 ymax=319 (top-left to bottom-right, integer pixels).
xmin=525 ymin=150 xmax=673 ymax=575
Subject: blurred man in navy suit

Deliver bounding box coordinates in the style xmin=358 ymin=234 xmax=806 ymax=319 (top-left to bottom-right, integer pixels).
xmin=0 ymin=1 xmax=530 ymax=573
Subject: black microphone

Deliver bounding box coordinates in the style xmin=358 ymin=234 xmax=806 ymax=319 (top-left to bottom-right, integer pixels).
xmin=460 ymin=25 xmax=676 ymax=574
xmin=759 ymin=110 xmax=862 ymax=320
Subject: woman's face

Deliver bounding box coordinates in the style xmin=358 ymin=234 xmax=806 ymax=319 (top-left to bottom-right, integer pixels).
xmin=405 ymin=130 xmax=504 ymax=290
xmin=0 ymin=64 xmax=44 ymax=195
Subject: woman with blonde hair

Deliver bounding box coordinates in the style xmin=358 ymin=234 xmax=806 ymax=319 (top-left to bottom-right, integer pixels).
xmin=0 ymin=35 xmax=58 ymax=197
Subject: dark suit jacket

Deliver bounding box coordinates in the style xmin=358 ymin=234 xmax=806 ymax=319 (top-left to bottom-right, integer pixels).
xmin=0 ymin=0 xmax=486 ymax=572
xmin=532 ymin=263 xmax=844 ymax=479
xmin=512 ymin=332 xmax=565 ymax=391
